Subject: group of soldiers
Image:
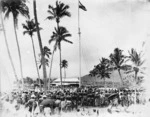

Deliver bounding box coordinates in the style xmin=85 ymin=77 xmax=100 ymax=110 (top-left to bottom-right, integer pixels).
xmin=0 ymin=86 xmax=146 ymax=116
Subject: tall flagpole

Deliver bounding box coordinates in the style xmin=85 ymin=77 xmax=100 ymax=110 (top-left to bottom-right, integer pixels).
xmin=0 ymin=69 xmax=1 ymax=96
xmin=78 ymin=0 xmax=81 ymax=87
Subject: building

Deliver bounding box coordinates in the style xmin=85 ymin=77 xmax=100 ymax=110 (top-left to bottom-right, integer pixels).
xmin=52 ymin=77 xmax=79 ymax=86
xmin=50 ymin=70 xmax=142 ymax=88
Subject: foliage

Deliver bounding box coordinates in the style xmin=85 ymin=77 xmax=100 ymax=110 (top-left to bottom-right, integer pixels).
xmin=49 ymin=26 xmax=72 ymax=50
xmin=47 ymin=0 xmax=71 ymax=23
xmin=22 ymin=19 xmax=42 ymax=37
xmin=89 ymin=57 xmax=111 ymax=80
xmin=61 ymin=59 xmax=68 ymax=68
xmin=126 ymin=48 xmax=146 ymax=84
xmin=39 ymin=46 xmax=51 ymax=69
xmin=1 ymin=0 xmax=29 ymax=27
xmin=109 ymin=48 xmax=130 ymax=71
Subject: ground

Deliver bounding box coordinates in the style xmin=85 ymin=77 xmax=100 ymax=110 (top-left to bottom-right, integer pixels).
xmin=1 ymin=102 xmax=150 ymax=117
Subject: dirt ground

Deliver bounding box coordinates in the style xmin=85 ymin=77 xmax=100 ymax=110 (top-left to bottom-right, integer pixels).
xmin=1 ymin=101 xmax=150 ymax=117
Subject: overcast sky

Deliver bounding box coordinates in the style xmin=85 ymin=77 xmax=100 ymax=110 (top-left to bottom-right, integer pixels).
xmin=1 ymin=0 xmax=150 ymax=91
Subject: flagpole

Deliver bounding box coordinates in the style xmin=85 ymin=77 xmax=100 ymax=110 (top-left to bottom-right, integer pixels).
xmin=0 ymin=69 xmax=1 ymax=96
xmin=78 ymin=0 xmax=81 ymax=87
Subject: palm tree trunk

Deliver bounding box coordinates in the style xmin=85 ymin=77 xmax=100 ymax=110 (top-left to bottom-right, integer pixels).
xmin=31 ymin=36 xmax=41 ymax=89
xmin=135 ymin=72 xmax=138 ymax=85
xmin=104 ymin=78 xmax=106 ymax=95
xmin=134 ymin=71 xmax=138 ymax=105
xmin=33 ymin=0 xmax=47 ymax=91
xmin=59 ymin=43 xmax=63 ymax=88
xmin=13 ymin=17 xmax=24 ymax=89
xmin=64 ymin=68 xmax=66 ymax=80
xmin=48 ymin=50 xmax=55 ymax=90
xmin=0 ymin=12 xmax=18 ymax=82
xmin=118 ymin=69 xmax=124 ymax=86
xmin=57 ymin=21 xmax=63 ymax=88
xmin=104 ymin=78 xmax=106 ymax=88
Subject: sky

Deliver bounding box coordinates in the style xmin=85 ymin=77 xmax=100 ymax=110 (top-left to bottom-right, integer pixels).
xmin=1 ymin=0 xmax=150 ymax=91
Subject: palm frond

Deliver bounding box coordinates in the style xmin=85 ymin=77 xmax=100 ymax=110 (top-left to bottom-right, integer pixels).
xmin=63 ymin=39 xmax=73 ymax=44
xmin=2 ymin=0 xmax=29 ymax=27
xmin=23 ymin=30 xmax=29 ymax=35
xmin=49 ymin=38 xmax=56 ymax=44
xmin=47 ymin=16 xmax=55 ymax=20
xmin=47 ymin=0 xmax=71 ymax=23
xmin=39 ymin=64 xmax=41 ymax=69
xmin=125 ymin=70 xmax=134 ymax=74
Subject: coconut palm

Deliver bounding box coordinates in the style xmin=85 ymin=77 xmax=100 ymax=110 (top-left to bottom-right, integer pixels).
xmin=39 ymin=46 xmax=51 ymax=69
xmin=39 ymin=46 xmax=52 ymax=89
xmin=43 ymin=46 xmax=51 ymax=58
xmin=22 ymin=19 xmax=42 ymax=88
xmin=126 ymin=48 xmax=146 ymax=105
xmin=61 ymin=59 xmax=68 ymax=80
xmin=47 ymin=1 xmax=71 ymax=90
xmin=89 ymin=57 xmax=111 ymax=87
xmin=49 ymin=26 xmax=72 ymax=87
xmin=47 ymin=0 xmax=71 ymax=28
xmin=48 ymin=43 xmax=57 ymax=90
xmin=1 ymin=0 xmax=29 ymax=88
xmin=33 ymin=0 xmax=48 ymax=91
xmin=0 ymin=5 xmax=19 ymax=83
xmin=109 ymin=48 xmax=129 ymax=86
xmin=127 ymin=48 xmax=145 ymax=85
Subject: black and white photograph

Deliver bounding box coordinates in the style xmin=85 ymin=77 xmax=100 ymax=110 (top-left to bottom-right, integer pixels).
xmin=0 ymin=0 xmax=150 ymax=117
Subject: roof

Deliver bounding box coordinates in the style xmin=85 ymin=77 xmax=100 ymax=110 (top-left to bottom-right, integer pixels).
xmin=54 ymin=77 xmax=79 ymax=82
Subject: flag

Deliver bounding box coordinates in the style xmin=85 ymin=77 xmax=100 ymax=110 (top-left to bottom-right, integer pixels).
xmin=79 ymin=1 xmax=87 ymax=11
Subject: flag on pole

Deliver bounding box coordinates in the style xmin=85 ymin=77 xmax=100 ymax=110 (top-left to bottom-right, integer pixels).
xmin=79 ymin=1 xmax=87 ymax=11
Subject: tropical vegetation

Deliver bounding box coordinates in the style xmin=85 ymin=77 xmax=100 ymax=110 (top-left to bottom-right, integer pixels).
xmin=0 ymin=0 xmax=146 ymax=92
xmin=22 ymin=19 xmax=41 ymax=88
xmin=1 ymin=0 xmax=29 ymax=88
xmin=47 ymin=1 xmax=71 ymax=89
xmin=61 ymin=59 xmax=68 ymax=80
xmin=89 ymin=57 xmax=111 ymax=87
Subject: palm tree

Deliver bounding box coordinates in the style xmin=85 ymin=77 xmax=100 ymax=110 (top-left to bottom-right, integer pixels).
xmin=47 ymin=1 xmax=71 ymax=90
xmin=1 ymin=0 xmax=29 ymax=88
xmin=109 ymin=48 xmax=129 ymax=86
xmin=48 ymin=43 xmax=57 ymax=90
xmin=38 ymin=46 xmax=51 ymax=69
xmin=49 ymin=26 xmax=72 ymax=87
xmin=47 ymin=0 xmax=71 ymax=28
xmin=22 ymin=19 xmax=41 ymax=89
xmin=89 ymin=57 xmax=111 ymax=88
xmin=127 ymin=48 xmax=145 ymax=85
xmin=33 ymin=0 xmax=47 ymax=91
xmin=127 ymin=48 xmax=145 ymax=105
xmin=61 ymin=59 xmax=68 ymax=80
xmin=0 ymin=4 xmax=19 ymax=83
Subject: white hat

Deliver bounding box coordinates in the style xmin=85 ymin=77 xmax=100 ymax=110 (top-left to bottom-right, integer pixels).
xmin=31 ymin=94 xmax=36 ymax=98
xmin=42 ymin=95 xmax=47 ymax=98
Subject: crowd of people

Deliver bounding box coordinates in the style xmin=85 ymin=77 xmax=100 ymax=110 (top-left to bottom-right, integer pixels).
xmin=0 ymin=86 xmax=147 ymax=117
